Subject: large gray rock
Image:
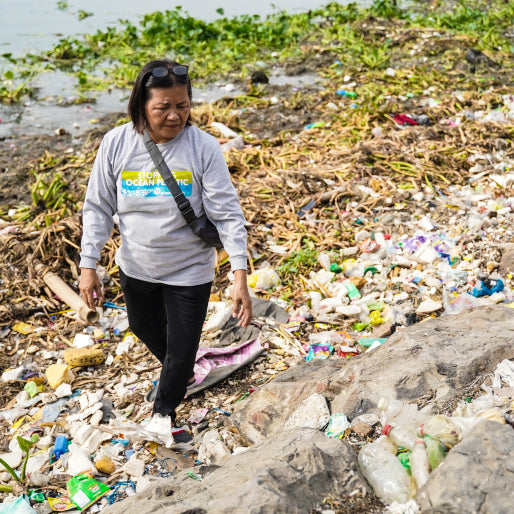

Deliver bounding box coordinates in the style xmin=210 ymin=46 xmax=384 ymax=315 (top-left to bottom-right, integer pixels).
xmin=231 ymin=305 xmax=514 ymax=443
xmin=102 ymin=428 xmax=364 ymax=514
xmin=417 ymin=420 xmax=514 ymax=513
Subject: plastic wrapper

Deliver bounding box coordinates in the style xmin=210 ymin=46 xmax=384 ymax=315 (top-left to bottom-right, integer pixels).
xmin=67 ymin=471 xmax=109 ymax=511
xmin=325 ymin=413 xmax=350 ymax=438
xmin=305 ymin=343 xmax=333 ymax=361
xmin=0 ymin=495 xmax=36 ymax=514
xmin=419 ymin=415 xmax=461 ymax=447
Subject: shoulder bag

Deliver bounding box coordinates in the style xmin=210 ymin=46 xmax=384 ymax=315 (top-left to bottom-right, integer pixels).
xmin=142 ymin=130 xmax=223 ymax=249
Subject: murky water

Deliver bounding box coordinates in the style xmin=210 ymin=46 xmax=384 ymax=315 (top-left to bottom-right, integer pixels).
xmin=0 ymin=0 xmax=368 ymax=138
xmin=1 ymin=0 xmax=370 ymax=56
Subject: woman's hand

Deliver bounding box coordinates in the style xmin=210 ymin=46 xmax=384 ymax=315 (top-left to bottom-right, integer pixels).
xmin=232 ymin=269 xmax=252 ymax=328
xmin=79 ymin=268 xmax=103 ymax=310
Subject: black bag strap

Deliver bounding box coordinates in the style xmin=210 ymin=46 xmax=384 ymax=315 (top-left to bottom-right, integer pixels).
xmin=142 ymin=130 xmax=197 ymax=225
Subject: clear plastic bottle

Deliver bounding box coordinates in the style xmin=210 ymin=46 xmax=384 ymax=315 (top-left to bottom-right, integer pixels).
xmin=418 ymin=415 xmax=462 ymax=448
xmin=375 ymin=434 xmax=398 ymax=455
xmin=358 ymin=442 xmax=411 ymax=504
xmin=409 ymin=440 xmax=430 ymax=490
xmin=382 ymin=423 xmax=417 ymax=450
xmin=378 ymin=397 xmax=428 ymax=433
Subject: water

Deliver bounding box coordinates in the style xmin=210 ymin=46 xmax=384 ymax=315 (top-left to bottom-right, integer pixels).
xmin=1 ymin=0 xmax=356 ymax=57
xmin=0 ymin=0 xmax=369 ymax=138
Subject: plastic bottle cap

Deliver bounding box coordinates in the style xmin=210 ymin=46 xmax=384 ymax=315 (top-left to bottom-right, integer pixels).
xmin=381 ymin=424 xmax=393 ymax=436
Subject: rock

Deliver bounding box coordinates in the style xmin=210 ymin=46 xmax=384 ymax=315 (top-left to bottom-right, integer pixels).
xmin=231 ymin=305 xmax=514 ymax=443
xmin=101 ymin=428 xmax=365 ymax=514
xmin=417 ymin=420 xmax=514 ymax=513
xmin=351 ymin=422 xmax=373 ymax=438
xmin=283 ymin=393 xmax=330 ymax=430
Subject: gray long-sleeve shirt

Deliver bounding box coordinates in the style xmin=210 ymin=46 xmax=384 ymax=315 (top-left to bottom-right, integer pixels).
xmin=80 ymin=122 xmax=248 ymax=285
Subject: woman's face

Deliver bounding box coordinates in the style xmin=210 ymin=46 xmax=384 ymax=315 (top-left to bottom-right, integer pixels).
xmin=144 ymin=86 xmax=191 ymax=143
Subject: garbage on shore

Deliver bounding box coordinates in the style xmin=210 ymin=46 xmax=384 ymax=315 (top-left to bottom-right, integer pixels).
xmin=0 ymin=1 xmax=513 ymax=511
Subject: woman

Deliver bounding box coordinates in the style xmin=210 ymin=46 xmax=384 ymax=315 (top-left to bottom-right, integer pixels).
xmin=79 ymin=59 xmax=252 ymax=426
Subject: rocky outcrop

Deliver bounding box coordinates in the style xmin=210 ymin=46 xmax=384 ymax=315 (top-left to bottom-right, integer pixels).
xmin=231 ymin=305 xmax=514 ymax=443
xmin=103 ymin=305 xmax=514 ymax=513
xmin=417 ymin=420 xmax=514 ymax=513
xmin=102 ymin=428 xmax=364 ymax=514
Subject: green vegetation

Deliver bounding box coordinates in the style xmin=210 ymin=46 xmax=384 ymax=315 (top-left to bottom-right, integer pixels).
xmin=0 ymin=434 xmax=39 ymax=484
xmin=277 ymin=247 xmax=319 ymax=277
xmin=0 ymin=0 xmax=506 ymax=101
xmin=0 ymin=54 xmax=34 ymax=104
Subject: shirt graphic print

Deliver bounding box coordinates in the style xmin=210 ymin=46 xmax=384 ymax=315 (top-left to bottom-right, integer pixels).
xmin=121 ymin=169 xmax=193 ymax=197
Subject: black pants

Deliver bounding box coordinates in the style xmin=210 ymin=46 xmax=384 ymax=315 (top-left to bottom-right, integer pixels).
xmin=119 ymin=269 xmax=211 ymax=420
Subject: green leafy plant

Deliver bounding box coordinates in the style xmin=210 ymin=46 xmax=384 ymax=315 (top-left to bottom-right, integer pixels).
xmin=78 ymin=10 xmax=93 ymax=21
xmin=370 ymin=0 xmax=404 ymax=19
xmin=0 ymin=434 xmax=39 ymax=483
xmin=0 ymin=68 xmax=33 ymax=103
xmin=277 ymin=248 xmax=319 ymax=277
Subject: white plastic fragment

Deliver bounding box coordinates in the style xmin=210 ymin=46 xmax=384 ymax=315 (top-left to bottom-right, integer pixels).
xmin=203 ymin=302 xmax=233 ymax=332
xmin=198 ymin=429 xmax=231 ymax=465
xmin=210 ymin=122 xmax=238 ymax=138
xmin=54 ymin=383 xmax=73 ymax=398
xmin=73 ymin=333 xmax=94 ymax=348
xmin=62 ymin=443 xmax=97 ymax=476
xmin=493 ymin=359 xmax=514 ymax=388
xmin=121 ymin=454 xmax=146 ymax=477
xmin=416 ymin=298 xmax=443 ymax=315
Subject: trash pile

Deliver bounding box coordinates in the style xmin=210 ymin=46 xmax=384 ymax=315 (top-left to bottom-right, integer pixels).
xmin=350 ymin=358 xmax=514 ymax=509
xmin=0 ymin=5 xmax=514 ymax=512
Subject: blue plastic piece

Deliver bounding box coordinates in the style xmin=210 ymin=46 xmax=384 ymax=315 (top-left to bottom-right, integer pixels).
xmin=471 ymin=278 xmax=504 ymax=297
xmin=53 ymin=435 xmax=68 ymax=459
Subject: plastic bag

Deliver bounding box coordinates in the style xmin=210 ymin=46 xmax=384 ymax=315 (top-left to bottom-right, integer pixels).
xmin=0 ymin=496 xmax=37 ymax=514
xmin=493 ymin=359 xmax=514 ymax=388
xmin=325 ymin=413 xmax=350 ymax=438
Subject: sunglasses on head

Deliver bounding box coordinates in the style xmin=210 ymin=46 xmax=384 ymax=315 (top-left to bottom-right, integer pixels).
xmin=149 ymin=65 xmax=189 ymax=79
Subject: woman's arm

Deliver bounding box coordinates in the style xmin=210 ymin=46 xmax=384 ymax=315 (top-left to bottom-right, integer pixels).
xmin=79 ymin=136 xmax=118 ymax=308
xmin=232 ymin=269 xmax=252 ymax=328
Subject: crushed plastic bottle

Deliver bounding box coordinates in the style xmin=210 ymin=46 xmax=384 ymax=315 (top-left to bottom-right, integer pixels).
xmin=378 ymin=397 xmax=428 ymax=433
xmin=358 ymin=441 xmax=411 ymax=504
xmin=409 ymin=440 xmax=430 ymax=489
xmin=418 ymin=415 xmax=461 ymax=448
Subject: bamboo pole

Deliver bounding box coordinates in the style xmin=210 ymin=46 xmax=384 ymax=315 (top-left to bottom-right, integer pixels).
xmin=35 ymin=263 xmax=99 ymax=324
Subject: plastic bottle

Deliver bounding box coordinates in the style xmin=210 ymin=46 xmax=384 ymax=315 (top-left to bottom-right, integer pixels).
xmin=53 ymin=435 xmax=68 ymax=459
xmin=378 ymin=397 xmax=428 ymax=433
xmin=375 ymin=434 xmax=398 ymax=455
xmin=409 ymin=440 xmax=430 ymax=490
xmin=418 ymin=415 xmax=462 ymax=448
xmin=423 ymin=436 xmax=446 ymax=470
xmin=381 ymin=424 xmax=417 ymax=450
xmin=358 ymin=442 xmax=411 ymax=504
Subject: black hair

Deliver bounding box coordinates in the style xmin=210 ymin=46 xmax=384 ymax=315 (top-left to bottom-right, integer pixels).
xmin=128 ymin=59 xmax=193 ymax=134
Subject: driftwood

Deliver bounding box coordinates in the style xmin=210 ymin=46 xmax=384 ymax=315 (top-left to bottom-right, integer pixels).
xmin=35 ymin=263 xmax=99 ymax=324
